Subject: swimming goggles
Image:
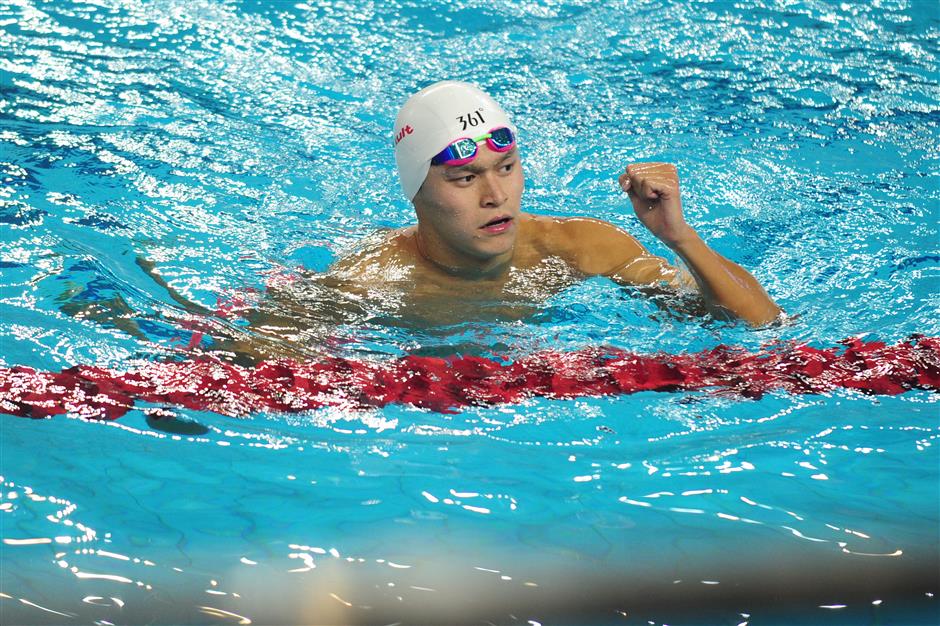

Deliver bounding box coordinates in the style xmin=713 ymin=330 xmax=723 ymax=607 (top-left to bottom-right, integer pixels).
xmin=430 ymin=127 xmax=515 ymax=167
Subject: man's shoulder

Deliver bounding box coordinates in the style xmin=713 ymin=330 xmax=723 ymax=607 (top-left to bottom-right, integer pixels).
xmin=327 ymin=227 xmax=418 ymax=280
xmin=521 ymin=214 xmax=645 ymax=274
xmin=523 ymin=213 xmax=626 ymax=240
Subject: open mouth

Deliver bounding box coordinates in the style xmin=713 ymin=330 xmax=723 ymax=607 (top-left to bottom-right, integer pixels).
xmin=481 ymin=216 xmax=512 ymax=229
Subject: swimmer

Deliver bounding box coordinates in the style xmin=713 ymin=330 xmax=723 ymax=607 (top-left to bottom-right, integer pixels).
xmin=120 ymin=81 xmax=783 ymax=363
xmin=321 ymin=81 xmax=781 ymax=327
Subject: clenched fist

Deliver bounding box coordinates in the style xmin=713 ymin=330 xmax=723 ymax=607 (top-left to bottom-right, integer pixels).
xmin=618 ymin=163 xmax=696 ymax=249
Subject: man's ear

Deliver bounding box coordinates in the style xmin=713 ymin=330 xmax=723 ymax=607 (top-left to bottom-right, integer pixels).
xmin=412 ymin=196 xmax=429 ymax=223
xmin=411 ymin=177 xmax=431 ymax=215
xmin=413 ymin=173 xmax=431 ymax=203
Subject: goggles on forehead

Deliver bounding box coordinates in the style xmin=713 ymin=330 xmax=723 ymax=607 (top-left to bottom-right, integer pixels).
xmin=430 ymin=127 xmax=516 ymax=167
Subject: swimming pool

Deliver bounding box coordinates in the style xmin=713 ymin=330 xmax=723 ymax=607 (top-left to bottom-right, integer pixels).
xmin=1 ymin=0 xmax=938 ymax=623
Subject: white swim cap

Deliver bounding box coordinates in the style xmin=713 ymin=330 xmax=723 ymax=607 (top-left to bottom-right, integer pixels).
xmin=393 ymin=81 xmax=516 ymax=201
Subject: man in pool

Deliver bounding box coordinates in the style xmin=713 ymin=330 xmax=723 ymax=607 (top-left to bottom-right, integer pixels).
xmin=322 ymin=80 xmax=781 ymax=328
xmin=133 ymin=80 xmax=782 ymax=362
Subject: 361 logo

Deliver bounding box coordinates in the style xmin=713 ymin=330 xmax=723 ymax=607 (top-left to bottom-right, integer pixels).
xmin=457 ymin=109 xmax=485 ymax=131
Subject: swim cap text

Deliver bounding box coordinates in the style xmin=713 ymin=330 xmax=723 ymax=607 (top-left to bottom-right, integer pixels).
xmin=458 ymin=110 xmax=485 ymax=131
xmin=395 ymin=125 xmax=414 ymax=145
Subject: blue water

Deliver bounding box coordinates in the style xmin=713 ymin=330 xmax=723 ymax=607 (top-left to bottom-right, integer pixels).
xmin=1 ymin=0 xmax=938 ymax=624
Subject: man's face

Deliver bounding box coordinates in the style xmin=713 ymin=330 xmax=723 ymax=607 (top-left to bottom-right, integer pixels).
xmin=412 ymin=145 xmax=524 ymax=271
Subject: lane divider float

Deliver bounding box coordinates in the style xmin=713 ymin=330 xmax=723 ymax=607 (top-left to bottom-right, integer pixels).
xmin=1 ymin=337 xmax=937 ymax=420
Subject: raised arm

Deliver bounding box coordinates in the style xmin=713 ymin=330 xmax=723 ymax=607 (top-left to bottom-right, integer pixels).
xmin=615 ymin=162 xmax=781 ymax=326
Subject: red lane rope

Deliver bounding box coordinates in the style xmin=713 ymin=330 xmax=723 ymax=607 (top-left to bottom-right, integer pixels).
xmin=1 ymin=337 xmax=938 ymax=420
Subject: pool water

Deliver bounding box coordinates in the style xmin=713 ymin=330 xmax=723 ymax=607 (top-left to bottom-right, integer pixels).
xmin=1 ymin=0 xmax=938 ymax=624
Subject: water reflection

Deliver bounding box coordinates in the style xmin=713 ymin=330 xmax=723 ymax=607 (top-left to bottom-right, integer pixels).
xmin=2 ymin=0 xmax=939 ymax=624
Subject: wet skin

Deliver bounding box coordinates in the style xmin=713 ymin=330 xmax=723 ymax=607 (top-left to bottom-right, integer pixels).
xmin=106 ymin=146 xmax=782 ymax=363
xmin=318 ymin=147 xmax=782 ymax=325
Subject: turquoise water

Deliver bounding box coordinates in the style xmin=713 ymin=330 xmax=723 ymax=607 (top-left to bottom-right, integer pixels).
xmin=1 ymin=0 xmax=938 ymax=624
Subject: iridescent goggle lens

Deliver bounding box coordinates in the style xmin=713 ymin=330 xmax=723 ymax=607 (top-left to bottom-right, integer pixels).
xmin=430 ymin=127 xmax=515 ymax=167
